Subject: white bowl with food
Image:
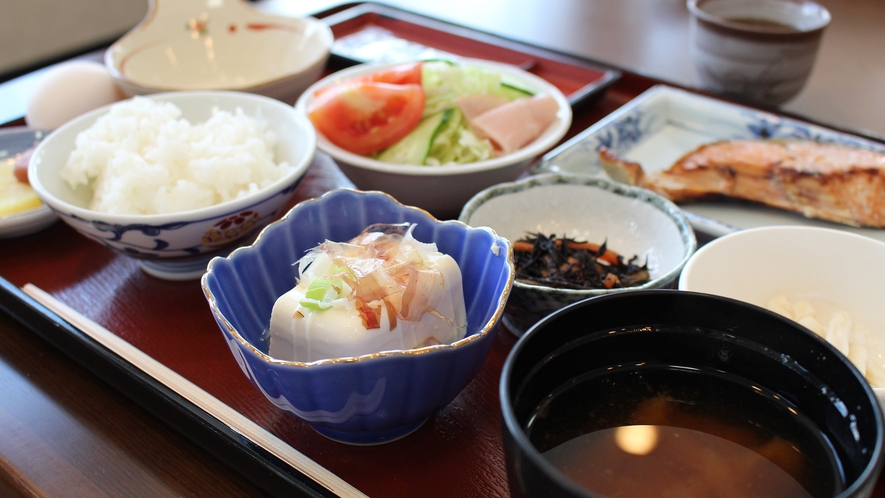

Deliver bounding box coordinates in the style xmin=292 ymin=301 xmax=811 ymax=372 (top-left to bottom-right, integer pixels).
xmin=678 ymin=225 xmax=885 ymax=406
xmin=294 ymin=59 xmax=572 ymax=219
xmin=460 ymin=173 xmax=697 ymax=335
xmin=105 ymin=0 xmax=333 ymax=103
xmin=0 ymin=127 xmax=57 ymax=238
xmin=28 ymin=91 xmax=315 ymax=280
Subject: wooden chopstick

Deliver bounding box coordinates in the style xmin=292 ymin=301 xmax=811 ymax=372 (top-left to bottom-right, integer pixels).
xmin=21 ymin=283 xmax=368 ymax=498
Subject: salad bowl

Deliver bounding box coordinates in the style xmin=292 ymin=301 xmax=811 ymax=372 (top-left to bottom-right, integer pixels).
xmin=295 ymin=58 xmax=572 ymax=219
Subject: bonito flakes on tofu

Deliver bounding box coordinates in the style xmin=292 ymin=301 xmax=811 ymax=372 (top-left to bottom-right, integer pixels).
xmin=268 ymin=223 xmax=467 ymax=363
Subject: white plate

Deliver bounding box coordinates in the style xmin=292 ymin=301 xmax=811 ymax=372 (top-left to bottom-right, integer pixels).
xmin=0 ymin=127 xmax=57 ymax=239
xmin=533 ymin=85 xmax=885 ymax=241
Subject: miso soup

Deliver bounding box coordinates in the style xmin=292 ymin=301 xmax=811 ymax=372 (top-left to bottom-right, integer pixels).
xmin=526 ymin=363 xmax=842 ymax=498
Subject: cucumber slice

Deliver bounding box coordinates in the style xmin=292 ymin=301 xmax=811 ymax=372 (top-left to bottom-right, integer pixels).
xmin=498 ymin=81 xmax=535 ymax=100
xmin=420 ymin=58 xmax=457 ymax=66
xmin=376 ymin=109 xmax=454 ymax=165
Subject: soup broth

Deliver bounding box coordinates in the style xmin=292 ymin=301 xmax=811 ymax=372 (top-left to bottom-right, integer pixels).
xmin=527 ymin=364 xmax=841 ymax=498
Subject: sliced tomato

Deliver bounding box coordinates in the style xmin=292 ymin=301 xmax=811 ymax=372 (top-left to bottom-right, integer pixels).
xmin=359 ymin=62 xmax=422 ymax=86
xmin=313 ymin=62 xmax=423 ymax=99
xmin=308 ymin=82 xmax=425 ymax=155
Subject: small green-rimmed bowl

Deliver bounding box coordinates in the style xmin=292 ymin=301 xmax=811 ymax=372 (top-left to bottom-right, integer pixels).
xmin=460 ymin=173 xmax=697 ymax=335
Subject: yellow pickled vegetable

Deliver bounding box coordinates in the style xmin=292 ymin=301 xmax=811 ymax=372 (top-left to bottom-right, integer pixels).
xmin=0 ymin=161 xmax=42 ymax=215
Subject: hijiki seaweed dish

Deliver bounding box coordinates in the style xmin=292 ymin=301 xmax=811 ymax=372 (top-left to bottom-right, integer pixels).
xmin=512 ymin=233 xmax=650 ymax=290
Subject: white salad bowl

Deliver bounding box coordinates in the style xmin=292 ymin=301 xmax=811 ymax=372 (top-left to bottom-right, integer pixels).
xmin=105 ymin=0 xmax=333 ymax=103
xmin=678 ymin=225 xmax=885 ymax=407
xmin=28 ymin=91 xmax=316 ymax=281
xmin=460 ymin=173 xmax=697 ymax=335
xmin=294 ymin=58 xmax=572 ymax=219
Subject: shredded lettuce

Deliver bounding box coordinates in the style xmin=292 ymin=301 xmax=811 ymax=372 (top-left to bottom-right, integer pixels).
xmin=425 ymin=108 xmax=494 ymax=165
xmin=368 ymin=60 xmax=529 ymax=165
xmin=420 ymin=61 xmax=513 ymax=164
xmin=421 ymin=61 xmax=504 ymax=116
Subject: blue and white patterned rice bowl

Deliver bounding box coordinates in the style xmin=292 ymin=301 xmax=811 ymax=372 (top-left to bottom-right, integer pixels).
xmin=201 ymin=188 xmax=515 ymax=445
xmin=460 ymin=173 xmax=697 ymax=335
xmin=28 ymin=91 xmax=316 ymax=280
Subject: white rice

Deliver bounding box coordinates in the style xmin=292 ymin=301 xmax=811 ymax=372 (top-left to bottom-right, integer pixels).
xmin=61 ymin=96 xmax=291 ymax=215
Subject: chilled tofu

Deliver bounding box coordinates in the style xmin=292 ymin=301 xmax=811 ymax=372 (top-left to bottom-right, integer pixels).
xmin=268 ymin=224 xmax=467 ymax=362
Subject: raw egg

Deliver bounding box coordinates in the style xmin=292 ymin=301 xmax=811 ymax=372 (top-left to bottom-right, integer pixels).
xmin=26 ymin=60 xmax=125 ymax=130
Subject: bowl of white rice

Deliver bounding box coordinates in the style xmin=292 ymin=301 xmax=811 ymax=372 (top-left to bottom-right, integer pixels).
xmin=678 ymin=226 xmax=885 ymax=409
xmin=28 ymin=91 xmax=316 ymax=280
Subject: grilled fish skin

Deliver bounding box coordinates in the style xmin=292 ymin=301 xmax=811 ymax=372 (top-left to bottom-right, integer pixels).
xmin=599 ymin=140 xmax=885 ymax=228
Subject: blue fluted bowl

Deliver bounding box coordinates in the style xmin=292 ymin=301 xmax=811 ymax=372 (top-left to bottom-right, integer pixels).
xmin=201 ymin=189 xmax=515 ymax=445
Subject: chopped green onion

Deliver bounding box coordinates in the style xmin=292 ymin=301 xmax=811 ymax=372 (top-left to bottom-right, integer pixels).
xmin=300 ymin=277 xmax=345 ymax=311
xmin=299 ymin=298 xmax=332 ymax=311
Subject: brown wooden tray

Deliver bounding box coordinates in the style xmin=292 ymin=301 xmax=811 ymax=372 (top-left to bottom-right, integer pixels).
xmin=7 ymin=3 xmax=884 ymax=497
xmin=0 ymin=151 xmax=525 ymax=498
xmin=0 ymin=3 xmax=630 ymax=497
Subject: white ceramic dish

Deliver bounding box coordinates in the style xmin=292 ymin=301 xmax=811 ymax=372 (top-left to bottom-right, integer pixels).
xmin=295 ymin=58 xmax=572 ymax=219
xmin=534 ymin=84 xmax=885 ymax=241
xmin=678 ymin=225 xmax=885 ymax=407
xmin=0 ymin=127 xmax=57 ymax=238
xmin=105 ymin=0 xmax=333 ymax=104
xmin=28 ymin=91 xmax=316 ymax=281
xmin=459 ymin=173 xmax=696 ymax=334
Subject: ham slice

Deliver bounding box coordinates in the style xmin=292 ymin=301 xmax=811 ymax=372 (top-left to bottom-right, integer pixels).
xmin=469 ymin=94 xmax=559 ymax=155
xmin=14 ymin=147 xmax=34 ymax=184
xmin=455 ymin=94 xmax=509 ymax=121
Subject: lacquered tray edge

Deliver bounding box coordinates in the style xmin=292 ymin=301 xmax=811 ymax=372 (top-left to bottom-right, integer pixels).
xmin=318 ymin=2 xmax=622 ymax=108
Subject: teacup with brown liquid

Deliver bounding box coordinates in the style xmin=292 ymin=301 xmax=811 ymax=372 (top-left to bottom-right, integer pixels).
xmin=687 ymin=0 xmax=831 ymax=106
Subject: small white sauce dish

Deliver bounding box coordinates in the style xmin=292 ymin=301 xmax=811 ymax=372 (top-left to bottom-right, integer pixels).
xmin=105 ymin=0 xmax=333 ymax=103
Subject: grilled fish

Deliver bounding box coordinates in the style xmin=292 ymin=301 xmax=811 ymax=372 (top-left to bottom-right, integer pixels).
xmin=599 ymin=140 xmax=885 ymax=228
